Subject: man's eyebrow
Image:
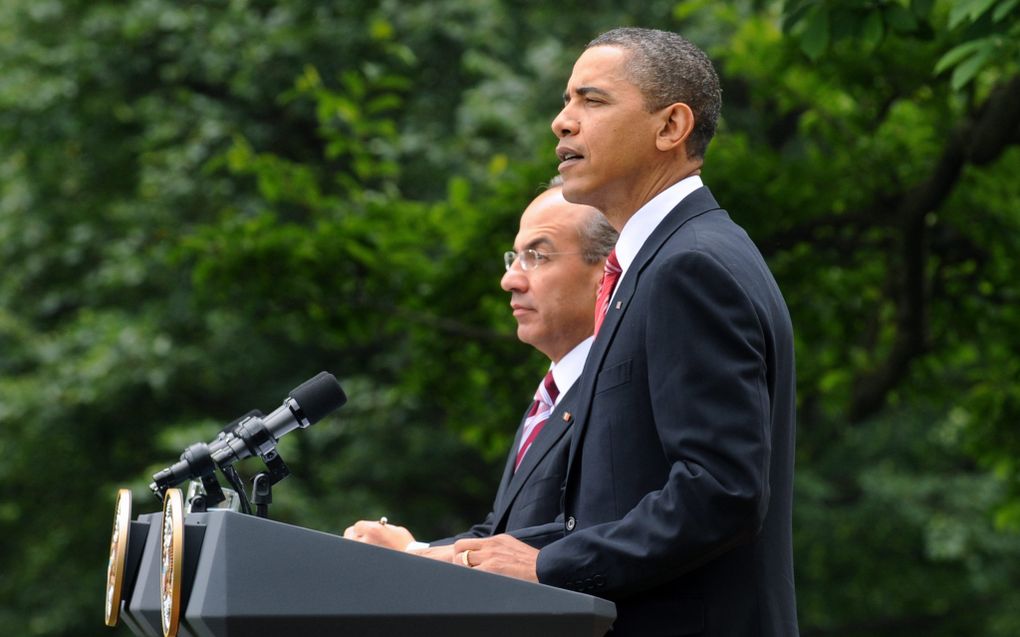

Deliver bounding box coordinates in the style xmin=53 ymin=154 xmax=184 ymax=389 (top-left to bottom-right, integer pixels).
xmin=563 ymin=86 xmax=612 ymax=103
xmin=520 ymin=236 xmax=554 ymax=251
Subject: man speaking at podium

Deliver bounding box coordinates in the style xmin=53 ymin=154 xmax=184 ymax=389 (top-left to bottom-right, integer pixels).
xmin=453 ymin=28 xmax=799 ymax=637
xmin=344 ymin=182 xmax=617 ymax=558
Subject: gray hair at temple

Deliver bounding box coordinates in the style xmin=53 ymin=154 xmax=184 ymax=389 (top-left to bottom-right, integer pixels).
xmin=547 ymin=175 xmax=618 ymax=265
xmin=586 ymin=27 xmax=721 ymax=160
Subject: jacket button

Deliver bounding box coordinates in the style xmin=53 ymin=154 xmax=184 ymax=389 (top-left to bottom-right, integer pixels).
xmin=566 ymin=516 xmax=576 ymax=531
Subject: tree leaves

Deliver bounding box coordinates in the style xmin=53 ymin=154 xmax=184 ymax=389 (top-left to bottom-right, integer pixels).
xmin=799 ymin=3 xmax=831 ymax=60
xmin=2 ymin=2 xmax=1020 ymax=636
xmin=936 ymin=0 xmax=1020 ymax=91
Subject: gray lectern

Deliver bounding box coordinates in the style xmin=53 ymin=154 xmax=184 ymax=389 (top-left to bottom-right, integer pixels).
xmin=119 ymin=510 xmax=615 ymax=637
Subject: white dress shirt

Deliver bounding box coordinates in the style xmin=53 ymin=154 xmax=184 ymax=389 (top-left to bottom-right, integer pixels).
xmin=548 ymin=335 xmax=593 ymax=406
xmin=610 ymin=175 xmax=704 ymax=304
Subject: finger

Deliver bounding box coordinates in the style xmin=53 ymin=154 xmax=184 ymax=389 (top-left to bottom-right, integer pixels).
xmin=456 ymin=547 xmax=481 ymax=568
xmin=452 ymin=537 xmax=487 ymax=553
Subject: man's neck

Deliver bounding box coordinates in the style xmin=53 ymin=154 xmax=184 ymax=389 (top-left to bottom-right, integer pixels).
xmin=602 ymin=164 xmax=702 ymax=231
xmin=609 ymin=174 xmax=704 ymax=278
xmin=548 ymin=335 xmax=594 ymax=398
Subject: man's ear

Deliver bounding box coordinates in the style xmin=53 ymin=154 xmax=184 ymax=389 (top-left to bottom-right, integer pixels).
xmin=655 ymin=102 xmax=694 ymax=152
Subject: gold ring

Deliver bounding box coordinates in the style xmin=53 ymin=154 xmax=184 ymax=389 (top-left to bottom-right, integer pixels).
xmin=379 ymin=516 xmax=388 ymax=526
xmin=461 ymin=549 xmax=472 ymax=567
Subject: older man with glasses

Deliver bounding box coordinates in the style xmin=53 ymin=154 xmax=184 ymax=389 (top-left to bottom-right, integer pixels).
xmin=344 ymin=182 xmax=617 ymax=560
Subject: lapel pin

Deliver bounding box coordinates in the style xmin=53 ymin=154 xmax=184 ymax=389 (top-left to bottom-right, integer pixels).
xmin=562 ymin=412 xmax=571 ymax=421
xmin=615 ymin=301 xmax=622 ymax=309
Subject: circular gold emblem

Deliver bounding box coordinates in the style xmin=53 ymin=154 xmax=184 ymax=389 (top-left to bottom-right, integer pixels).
xmin=160 ymin=488 xmax=184 ymax=637
xmin=104 ymin=488 xmax=132 ymax=626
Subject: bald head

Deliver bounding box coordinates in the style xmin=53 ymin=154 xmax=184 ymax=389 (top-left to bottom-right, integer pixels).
xmin=524 ymin=187 xmax=617 ymax=264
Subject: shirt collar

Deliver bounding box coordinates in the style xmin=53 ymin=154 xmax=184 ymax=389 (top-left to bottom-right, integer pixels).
xmin=614 ymin=175 xmax=704 ymax=275
xmin=549 ymin=336 xmax=593 ymax=404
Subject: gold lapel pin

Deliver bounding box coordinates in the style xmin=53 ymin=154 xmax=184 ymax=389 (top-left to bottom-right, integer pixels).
xmin=562 ymin=412 xmax=571 ymax=421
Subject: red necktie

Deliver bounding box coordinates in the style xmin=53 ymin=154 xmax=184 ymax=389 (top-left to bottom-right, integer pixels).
xmin=515 ymin=371 xmax=559 ymax=471
xmin=594 ymin=248 xmax=622 ymax=336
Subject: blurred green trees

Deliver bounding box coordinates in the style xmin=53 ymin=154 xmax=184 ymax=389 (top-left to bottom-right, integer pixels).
xmin=1 ymin=1 xmax=1018 ymax=635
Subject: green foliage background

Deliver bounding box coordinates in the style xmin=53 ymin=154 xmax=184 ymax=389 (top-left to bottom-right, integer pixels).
xmin=1 ymin=1 xmax=1018 ymax=635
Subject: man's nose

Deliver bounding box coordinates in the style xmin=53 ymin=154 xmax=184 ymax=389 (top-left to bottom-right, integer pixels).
xmin=551 ymin=104 xmax=578 ymax=139
xmin=501 ymin=263 xmax=528 ymax=293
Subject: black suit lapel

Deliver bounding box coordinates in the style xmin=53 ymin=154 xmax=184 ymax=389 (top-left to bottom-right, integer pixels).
xmin=492 ymin=385 xmax=577 ymax=532
xmin=490 ymin=404 xmax=530 ymax=517
xmin=565 ymin=186 xmax=723 ymax=469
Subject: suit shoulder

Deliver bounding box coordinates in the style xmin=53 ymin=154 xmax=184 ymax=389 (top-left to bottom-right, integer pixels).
xmin=659 ymin=210 xmax=768 ymax=271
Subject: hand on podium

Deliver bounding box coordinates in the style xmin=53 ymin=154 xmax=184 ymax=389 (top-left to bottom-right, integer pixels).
xmin=343 ymin=520 xmax=468 ymax=564
xmin=452 ymin=534 xmax=539 ymax=582
xmin=343 ymin=518 xmax=415 ymax=551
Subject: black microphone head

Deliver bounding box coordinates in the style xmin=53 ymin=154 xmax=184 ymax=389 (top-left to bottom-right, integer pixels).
xmin=289 ymin=371 xmax=347 ymax=425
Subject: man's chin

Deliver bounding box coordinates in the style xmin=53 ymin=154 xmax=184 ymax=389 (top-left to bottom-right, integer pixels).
xmin=515 ymin=325 xmax=539 ymax=349
xmin=560 ymin=178 xmax=594 ymax=206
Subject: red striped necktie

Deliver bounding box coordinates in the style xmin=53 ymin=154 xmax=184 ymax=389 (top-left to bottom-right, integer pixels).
xmin=594 ymin=248 xmax=622 ymax=336
xmin=514 ymin=371 xmax=559 ymax=471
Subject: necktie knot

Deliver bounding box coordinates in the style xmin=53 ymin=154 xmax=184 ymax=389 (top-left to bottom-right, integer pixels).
xmin=538 ymin=369 xmax=559 ymax=407
xmin=515 ymin=371 xmax=559 ymax=471
xmin=594 ymin=248 xmax=621 ymax=336
xmin=605 ymin=248 xmax=621 ymax=274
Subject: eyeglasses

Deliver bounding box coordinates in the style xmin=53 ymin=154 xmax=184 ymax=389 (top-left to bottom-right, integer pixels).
xmin=503 ymin=249 xmax=580 ymax=271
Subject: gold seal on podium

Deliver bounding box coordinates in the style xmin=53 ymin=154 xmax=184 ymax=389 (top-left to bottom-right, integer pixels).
xmin=104 ymin=488 xmax=132 ymax=626
xmin=160 ymin=488 xmax=184 ymax=637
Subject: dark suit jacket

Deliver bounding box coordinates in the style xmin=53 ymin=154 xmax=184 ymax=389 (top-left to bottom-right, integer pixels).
xmin=536 ymin=188 xmax=798 ymax=637
xmin=432 ymin=385 xmax=577 ymax=549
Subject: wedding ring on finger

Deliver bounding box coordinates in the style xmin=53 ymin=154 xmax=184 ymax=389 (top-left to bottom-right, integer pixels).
xmin=379 ymin=516 xmax=388 ymax=526
xmin=462 ymin=549 xmax=472 ymax=567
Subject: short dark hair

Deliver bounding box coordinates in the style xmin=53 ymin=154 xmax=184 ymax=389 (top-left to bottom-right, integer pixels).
xmin=586 ymin=28 xmax=721 ymax=159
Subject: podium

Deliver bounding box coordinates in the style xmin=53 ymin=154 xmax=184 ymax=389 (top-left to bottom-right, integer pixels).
xmin=118 ymin=510 xmax=616 ymax=636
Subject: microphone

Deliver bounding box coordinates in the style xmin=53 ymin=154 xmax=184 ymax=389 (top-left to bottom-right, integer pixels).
xmin=211 ymin=371 xmax=347 ymax=468
xmin=148 ymin=410 xmax=264 ymax=495
xmin=149 ymin=372 xmax=346 ymax=494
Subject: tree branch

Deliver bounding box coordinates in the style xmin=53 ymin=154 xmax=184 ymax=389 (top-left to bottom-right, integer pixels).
xmin=758 ymin=209 xmax=889 ymax=258
xmin=847 ymin=74 xmax=1020 ymax=422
